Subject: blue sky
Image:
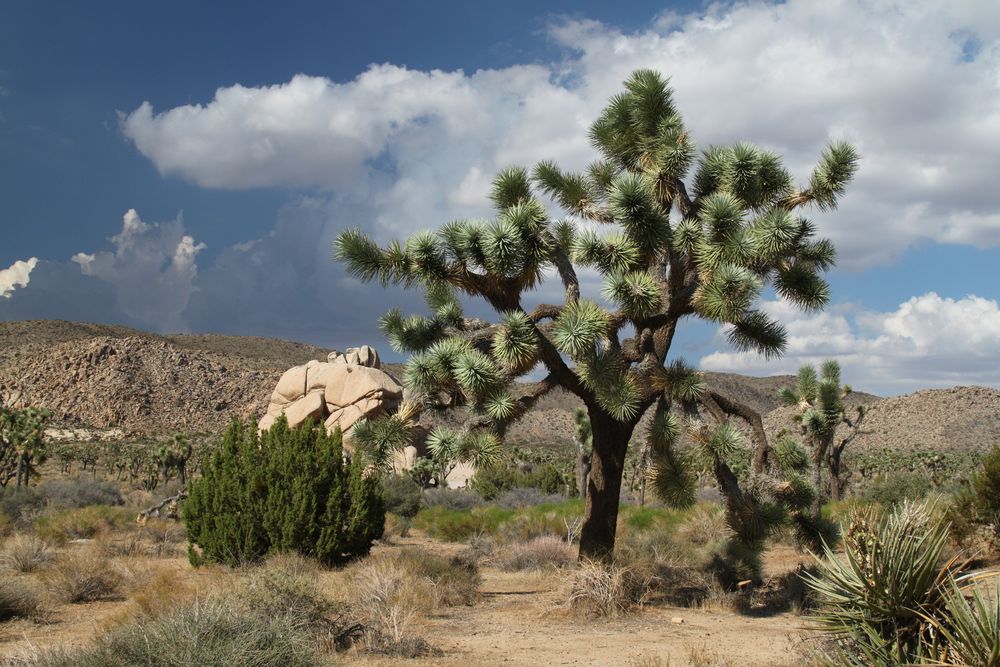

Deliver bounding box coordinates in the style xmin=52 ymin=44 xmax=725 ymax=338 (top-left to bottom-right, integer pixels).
xmin=2 ymin=0 xmax=999 ymax=395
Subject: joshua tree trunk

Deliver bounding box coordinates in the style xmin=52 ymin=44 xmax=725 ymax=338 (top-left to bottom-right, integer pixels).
xmin=812 ymin=449 xmax=824 ymax=515
xmin=575 ymin=440 xmax=590 ymax=499
xmin=578 ymin=408 xmax=636 ymax=561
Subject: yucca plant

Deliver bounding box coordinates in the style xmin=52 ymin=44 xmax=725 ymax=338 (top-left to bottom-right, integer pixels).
xmin=336 ymin=69 xmax=858 ymax=559
xmin=805 ymin=501 xmax=998 ymax=666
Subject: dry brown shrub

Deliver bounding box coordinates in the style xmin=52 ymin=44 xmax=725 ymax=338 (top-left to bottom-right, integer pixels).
xmin=98 ymin=532 xmax=149 ymax=559
xmin=140 ymin=519 xmax=186 ymax=558
xmin=495 ymin=535 xmax=576 ymax=571
xmin=0 ymin=577 xmax=46 ymax=622
xmin=45 ymin=548 xmax=124 ymax=603
xmin=568 ymin=558 xmax=654 ymax=617
xmin=128 ymin=568 xmax=196 ymax=619
xmin=381 ymin=513 xmax=411 ymax=540
xmin=352 ymin=554 xmax=432 ymax=646
xmin=1 ymin=534 xmax=54 ymax=573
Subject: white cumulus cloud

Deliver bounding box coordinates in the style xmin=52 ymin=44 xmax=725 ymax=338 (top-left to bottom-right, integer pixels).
xmin=0 ymin=257 xmax=38 ymax=298
xmin=121 ymin=0 xmax=1000 ymax=267
xmin=700 ymin=293 xmax=1000 ymax=394
xmin=71 ymin=209 xmax=206 ymax=331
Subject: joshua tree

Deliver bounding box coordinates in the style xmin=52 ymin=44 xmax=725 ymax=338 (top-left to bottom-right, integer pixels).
xmin=0 ymin=404 xmax=50 ymax=490
xmin=780 ymin=360 xmax=865 ymax=509
xmin=337 ymin=69 xmax=858 ymax=559
xmin=155 ymin=432 xmax=193 ymax=486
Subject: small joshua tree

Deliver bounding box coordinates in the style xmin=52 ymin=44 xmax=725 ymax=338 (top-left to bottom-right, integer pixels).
xmin=337 ymin=69 xmax=858 ymax=559
xmin=780 ymin=360 xmax=865 ymax=509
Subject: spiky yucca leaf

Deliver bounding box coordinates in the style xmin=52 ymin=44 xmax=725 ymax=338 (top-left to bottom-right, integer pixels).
xmin=797 ymin=365 xmax=819 ymax=402
xmin=699 ymin=191 xmax=745 ymax=243
xmin=773 ymin=436 xmax=810 ymax=474
xmin=922 ymin=578 xmax=1000 ymax=667
xmin=551 ymin=299 xmax=609 ymax=359
xmin=726 ymin=310 xmax=787 ymax=359
xmin=490 ymin=166 xmax=532 ymax=210
xmin=648 ymin=410 xmax=680 ymax=455
xmin=491 ymin=310 xmax=538 ymax=371
xmin=653 ymin=360 xmax=706 ymax=402
xmin=649 ymin=449 xmax=697 ymax=508
xmin=607 ymin=172 xmax=669 ymax=254
xmin=602 ymin=270 xmax=662 ymax=318
xmin=532 ymin=160 xmax=594 ymax=214
xmin=748 ymin=208 xmax=798 ymax=261
xmin=809 ymin=141 xmax=860 ymax=211
xmin=453 ymin=349 xmax=502 ymax=400
xmin=775 ymin=262 xmax=830 ymax=311
xmin=482 ymin=390 xmax=516 ymax=421
xmin=694 ymin=264 xmax=762 ymax=322
xmin=595 ymin=373 xmax=641 ymax=422
xmin=804 ymin=502 xmax=960 ymax=665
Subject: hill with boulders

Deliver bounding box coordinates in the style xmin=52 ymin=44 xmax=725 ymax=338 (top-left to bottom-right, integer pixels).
xmin=1 ymin=321 xmax=997 ymax=461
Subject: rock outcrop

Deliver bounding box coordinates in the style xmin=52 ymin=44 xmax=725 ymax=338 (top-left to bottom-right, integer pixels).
xmin=258 ymin=348 xmax=403 ymax=437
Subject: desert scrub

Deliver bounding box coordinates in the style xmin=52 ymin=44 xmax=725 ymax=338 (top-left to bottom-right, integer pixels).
xmin=568 ymin=559 xmax=654 ymax=617
xmin=10 ymin=598 xmax=323 ymax=667
xmin=494 ymin=535 xmax=576 ymax=571
xmin=1 ymin=534 xmax=54 ymax=573
xmin=45 ymin=549 xmax=124 ymax=603
xmin=0 ymin=577 xmax=45 ymax=622
xmin=352 ymin=552 xmax=433 ymax=649
xmin=33 ymin=505 xmax=132 ymax=543
xmin=412 ymin=505 xmax=513 ymax=541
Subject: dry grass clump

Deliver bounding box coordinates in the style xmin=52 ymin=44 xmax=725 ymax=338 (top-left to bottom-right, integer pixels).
xmin=229 ymin=556 xmax=333 ymax=626
xmin=45 ymin=549 xmax=124 ymax=603
xmin=97 ymin=532 xmax=148 ymax=559
xmin=6 ymin=599 xmax=323 ymax=667
xmin=495 ymin=535 xmax=576 ymax=571
xmin=382 ymin=512 xmax=411 ymax=540
xmin=349 ymin=547 xmax=478 ymax=655
xmin=1 ymin=534 xmax=54 ymax=573
xmin=139 ymin=519 xmax=186 ymax=558
xmin=125 ymin=568 xmax=197 ymax=621
xmin=352 ymin=553 xmax=433 ymax=648
xmin=496 ymin=511 xmax=566 ymax=543
xmin=33 ymin=505 xmax=131 ymax=543
xmin=0 ymin=577 xmax=46 ymax=622
xmin=568 ymin=558 xmax=654 ymax=617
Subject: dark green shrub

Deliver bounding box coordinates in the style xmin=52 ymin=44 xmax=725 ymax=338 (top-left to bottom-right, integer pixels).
xmin=468 ymin=464 xmax=521 ymax=500
xmin=864 ymin=471 xmax=932 ymax=508
xmin=183 ymin=417 xmax=384 ymax=567
xmin=972 ymin=445 xmax=1000 ymax=521
xmin=382 ymin=474 xmax=422 ymax=518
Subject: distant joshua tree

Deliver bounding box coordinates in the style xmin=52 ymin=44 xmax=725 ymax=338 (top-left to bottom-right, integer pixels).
xmin=155 ymin=432 xmax=193 ymax=486
xmin=780 ymin=360 xmax=866 ymax=508
xmin=0 ymin=404 xmax=50 ymax=490
xmin=337 ymin=69 xmax=858 ymax=560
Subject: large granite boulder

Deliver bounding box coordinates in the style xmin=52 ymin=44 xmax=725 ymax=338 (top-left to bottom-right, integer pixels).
xmin=259 ymin=347 xmax=402 ymax=437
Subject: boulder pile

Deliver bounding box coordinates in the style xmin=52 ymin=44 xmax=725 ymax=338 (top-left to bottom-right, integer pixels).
xmin=258 ymin=345 xmax=403 ymax=438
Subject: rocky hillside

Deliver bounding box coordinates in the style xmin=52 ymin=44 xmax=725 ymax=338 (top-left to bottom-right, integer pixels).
xmin=1 ymin=321 xmax=997 ymax=459
xmin=0 ymin=321 xmax=332 ymax=436
xmin=764 ymin=385 xmax=1000 ymax=456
